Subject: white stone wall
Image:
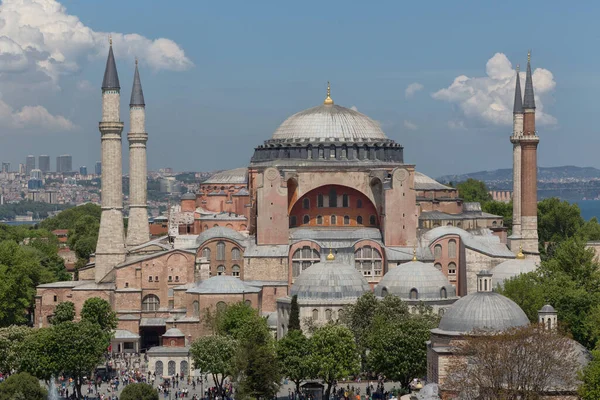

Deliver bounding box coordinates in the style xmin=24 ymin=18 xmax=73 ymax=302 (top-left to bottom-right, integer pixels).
xmin=464 ymin=248 xmax=507 ymax=294
xmin=511 ymin=143 xmax=522 ymax=240
xmin=521 ymin=216 xmax=539 ymax=256
xmin=102 ymin=91 xmax=120 ymax=123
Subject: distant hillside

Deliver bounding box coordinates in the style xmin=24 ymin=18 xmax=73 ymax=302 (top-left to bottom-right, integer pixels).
xmin=437 ymin=166 xmax=600 ymax=185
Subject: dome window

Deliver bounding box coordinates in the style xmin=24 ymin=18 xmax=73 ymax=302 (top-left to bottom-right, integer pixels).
xmin=232 ymin=265 xmax=240 ymax=277
xmin=434 ymin=244 xmax=442 ymax=259
xmin=409 ymin=288 xmax=419 ymax=300
xmin=217 ymin=265 xmax=225 ymax=276
xmin=357 ymin=216 xmax=363 ymax=224
xmin=357 ymin=199 xmax=363 ymax=209
xmin=292 ymin=246 xmax=320 ymax=278
xmin=303 ymin=198 xmax=310 ymax=209
xmin=331 ymin=215 xmax=337 ymax=225
xmin=312 ymin=309 xmax=319 ymax=320
xmin=344 ymin=215 xmax=350 ymax=225
xmin=317 ymin=194 xmax=324 ymax=208
xmin=317 ymin=215 xmax=323 ymax=225
xmin=303 ymin=215 xmax=310 ymax=224
xmin=369 ymin=215 xmax=377 ymax=226
xmin=381 ymin=287 xmax=389 ymax=297
xmin=440 ymin=287 xmax=447 ymax=299
xmin=216 ymin=242 xmax=225 ymax=261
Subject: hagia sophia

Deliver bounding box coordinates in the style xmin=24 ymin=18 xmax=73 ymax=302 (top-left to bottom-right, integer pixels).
xmin=35 ymin=44 xmax=569 ymax=390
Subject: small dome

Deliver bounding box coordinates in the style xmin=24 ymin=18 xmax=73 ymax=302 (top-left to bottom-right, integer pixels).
xmin=181 ymin=193 xmax=196 ymax=200
xmin=540 ymin=304 xmax=556 ymax=313
xmin=291 ymin=261 xmax=371 ymax=300
xmin=272 ymin=104 xmax=387 ymax=141
xmin=438 ymin=291 xmax=529 ymax=333
xmin=163 ymin=328 xmax=184 ymax=337
xmin=186 ymin=276 xmax=261 ymax=294
xmin=374 ymin=261 xmax=456 ymax=300
xmin=490 ymin=257 xmax=538 ymax=287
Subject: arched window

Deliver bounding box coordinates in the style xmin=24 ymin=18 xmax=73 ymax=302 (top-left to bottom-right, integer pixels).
xmin=448 ymin=240 xmax=457 ymax=258
xmin=409 ymin=288 xmax=419 ymax=300
xmin=202 ymin=248 xmax=211 ymax=261
xmin=355 ymin=246 xmax=383 ymax=277
xmin=232 ymin=265 xmax=240 ymax=277
xmin=245 ymin=299 xmax=251 ymax=306
xmin=369 ymin=215 xmax=376 ymax=226
xmin=357 ymin=199 xmax=363 ymax=208
xmin=312 ymin=309 xmax=319 ymax=320
xmin=381 ymin=287 xmax=389 ymax=297
xmin=318 ymin=146 xmax=324 ymax=159
xmin=329 ymin=188 xmax=337 ymax=207
xmin=325 ymin=309 xmax=332 ymax=321
xmin=492 ymin=221 xmax=497 ymax=227
xmin=317 ymin=215 xmax=323 ymax=225
xmin=292 ymin=246 xmax=320 ymax=278
xmin=438 ymin=308 xmax=445 ymax=316
xmin=231 ymin=247 xmax=241 ymax=260
xmin=317 ymin=194 xmax=324 ymax=208
xmin=357 ymin=216 xmax=363 ymax=224
xmin=303 ymin=215 xmax=310 ymax=224
xmin=343 ymin=194 xmax=349 ymax=207
xmin=216 ymin=301 xmax=227 ymax=312
xmin=344 ymin=215 xmax=350 ymax=225
xmin=341 ymin=146 xmax=347 ymax=159
xmin=440 ymin=287 xmax=447 ymax=299
xmin=192 ymin=301 xmax=200 ymax=316
xmin=330 ymin=145 xmax=336 ymax=159
xmin=180 ymin=361 xmax=189 ymax=375
xmin=303 ymin=198 xmax=310 ymax=209
xmin=290 ymin=216 xmax=297 ymax=227
xmin=217 ymin=265 xmax=225 ymax=276
xmin=434 ymin=263 xmax=442 ymax=270
xmin=142 ymin=295 xmax=160 ymax=312
xmin=448 ymin=262 xmax=457 ymax=276
xmin=434 ymin=244 xmax=442 ymax=259
xmin=338 ymin=309 xmax=345 ymax=320
xmin=168 ymin=361 xmax=176 ymax=376
xmin=331 ymin=215 xmax=337 ymax=225
xmin=155 ymin=361 xmax=163 ymax=376
xmin=216 ymin=242 xmax=225 ymax=261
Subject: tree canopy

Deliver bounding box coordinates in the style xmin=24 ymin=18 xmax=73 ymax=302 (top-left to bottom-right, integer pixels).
xmin=276 ymin=330 xmax=310 ymax=394
xmin=51 ymin=301 xmax=75 ymax=325
xmin=120 ymin=383 xmax=159 ymax=400
xmin=455 ymin=178 xmax=492 ymax=203
xmin=80 ymin=297 xmax=117 ymax=334
xmin=0 ymin=372 xmax=47 ymax=400
xmin=288 ymin=295 xmax=300 ymax=331
xmin=190 ymin=335 xmax=236 ymax=396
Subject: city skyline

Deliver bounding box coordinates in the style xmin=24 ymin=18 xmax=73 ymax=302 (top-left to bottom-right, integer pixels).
xmin=0 ymin=0 xmax=598 ymax=177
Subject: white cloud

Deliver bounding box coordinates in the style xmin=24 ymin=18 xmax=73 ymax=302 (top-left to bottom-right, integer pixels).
xmin=403 ymin=120 xmax=418 ymax=130
xmin=76 ymin=80 xmax=93 ymax=91
xmin=405 ymin=82 xmax=424 ymax=98
xmin=447 ymin=120 xmax=466 ymax=130
xmin=0 ymin=0 xmax=192 ymax=132
xmin=432 ymin=53 xmax=557 ymax=126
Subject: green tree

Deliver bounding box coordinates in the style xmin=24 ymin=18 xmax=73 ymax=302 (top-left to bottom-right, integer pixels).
xmin=342 ymin=291 xmax=378 ymax=366
xmin=18 ymin=327 xmax=58 ymax=382
xmin=0 ymin=325 xmax=33 ymax=373
xmin=538 ymin=198 xmax=584 ymax=251
xmin=482 ymin=200 xmax=513 ymax=232
xmin=289 ymin=295 xmax=300 ymax=331
xmin=309 ymin=324 xmax=360 ymax=400
xmin=51 ymin=301 xmax=75 ymax=325
xmin=0 ymin=372 xmax=47 ymax=400
xmin=455 ymin=179 xmax=491 ymax=203
xmin=120 ymin=383 xmax=159 ymax=400
xmin=190 ymin=335 xmax=236 ymax=396
xmin=580 ymin=350 xmax=600 ymax=399
xmin=276 ymin=330 xmax=311 ymax=394
xmin=80 ymin=297 xmax=117 ymax=334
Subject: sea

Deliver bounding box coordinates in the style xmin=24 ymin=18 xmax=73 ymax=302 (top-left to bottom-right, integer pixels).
xmin=575 ymin=200 xmax=600 ymax=221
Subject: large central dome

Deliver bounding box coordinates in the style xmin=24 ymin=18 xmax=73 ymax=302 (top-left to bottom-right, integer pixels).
xmin=271 ymin=104 xmax=387 ymax=142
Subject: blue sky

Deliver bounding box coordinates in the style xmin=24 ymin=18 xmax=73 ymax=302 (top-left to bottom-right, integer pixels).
xmin=1 ymin=0 xmax=599 ymax=177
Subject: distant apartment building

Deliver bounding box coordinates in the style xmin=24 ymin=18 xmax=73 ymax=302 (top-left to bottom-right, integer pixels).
xmin=30 ymin=169 xmax=43 ymax=180
xmin=56 ymin=155 xmax=72 ymax=173
xmin=1 ymin=162 xmax=10 ymax=173
xmin=79 ymin=166 xmax=88 ymax=176
xmin=159 ymin=177 xmax=180 ymax=193
xmin=95 ymin=161 xmax=102 ymax=176
xmin=26 ymin=155 xmax=35 ymax=175
xmin=18 ymin=163 xmax=25 ymax=175
xmin=38 ymin=155 xmax=50 ymax=173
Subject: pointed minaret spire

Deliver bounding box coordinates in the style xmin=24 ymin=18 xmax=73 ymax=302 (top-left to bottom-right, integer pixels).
xmin=130 ymin=58 xmax=145 ymax=106
xmin=513 ymin=64 xmax=523 ymax=114
xmin=102 ymin=37 xmax=120 ymax=90
xmin=523 ymin=50 xmax=535 ymax=109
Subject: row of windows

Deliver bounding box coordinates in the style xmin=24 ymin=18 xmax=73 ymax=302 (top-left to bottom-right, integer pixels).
xmin=434 ymin=262 xmax=457 ymax=276
xmin=292 ymin=247 xmax=320 ymax=278
xmin=311 ymin=308 xmax=344 ymax=321
xmin=355 ymin=246 xmax=383 ymax=277
xmin=379 ymin=287 xmax=448 ymax=300
xmin=433 ymin=240 xmax=457 ymax=259
xmin=201 ymin=244 xmax=241 ymax=261
xmin=302 ymin=192 xmax=362 ymax=209
xmin=290 ymin=214 xmax=376 ymax=227
xmin=142 ymin=296 xmax=250 ymax=314
xmin=155 ymin=360 xmax=189 ymax=377
xmin=215 ymin=265 xmax=241 ymax=277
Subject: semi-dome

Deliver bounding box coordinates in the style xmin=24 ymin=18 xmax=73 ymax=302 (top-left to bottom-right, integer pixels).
xmin=181 ymin=192 xmax=196 ymax=200
xmin=490 ymin=257 xmax=538 ymax=288
xmin=374 ymin=260 xmax=457 ymax=300
xmin=186 ymin=275 xmax=260 ymax=294
xmin=271 ymin=104 xmax=387 ymax=142
xmin=196 ymin=226 xmax=247 ymax=246
xmin=291 ymin=260 xmax=371 ymax=300
xmin=437 ymin=291 xmax=529 ymax=333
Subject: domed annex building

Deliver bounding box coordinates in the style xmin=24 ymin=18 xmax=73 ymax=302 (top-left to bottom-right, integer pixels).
xmin=34 ymin=47 xmax=541 ymax=353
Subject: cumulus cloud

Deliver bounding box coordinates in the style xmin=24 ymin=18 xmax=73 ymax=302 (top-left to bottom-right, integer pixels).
xmin=432 ymin=53 xmax=556 ymax=126
xmin=405 ymin=82 xmax=424 ymax=98
xmin=403 ymin=120 xmax=418 ymax=130
xmin=0 ymin=0 xmax=192 ymax=132
xmin=0 ymin=101 xmax=74 ymax=131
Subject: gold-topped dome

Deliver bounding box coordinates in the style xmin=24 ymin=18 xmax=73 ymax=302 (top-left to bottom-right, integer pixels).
xmin=326 ymin=248 xmax=335 ymax=261
xmin=323 ymin=81 xmax=334 ymax=105
xmin=516 ymin=244 xmax=525 ymax=260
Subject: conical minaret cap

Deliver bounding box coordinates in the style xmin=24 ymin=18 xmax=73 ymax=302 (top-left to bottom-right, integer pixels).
xmin=523 ymin=51 xmax=535 ymax=109
xmin=130 ymin=59 xmax=145 ymax=106
xmin=102 ymin=41 xmax=120 ymax=90
xmin=513 ymin=65 xmax=523 ymax=114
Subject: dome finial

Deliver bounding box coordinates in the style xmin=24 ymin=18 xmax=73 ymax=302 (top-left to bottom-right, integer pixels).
xmin=516 ymin=244 xmax=525 ymax=260
xmin=516 ymin=64 xmax=520 ymax=73
xmin=412 ymin=245 xmax=417 ymax=261
xmin=327 ymin=248 xmax=335 ymax=261
xmin=527 ymin=49 xmax=531 ymax=63
xmin=109 ymin=34 xmax=112 ymax=47
xmin=324 ymin=81 xmax=334 ymax=105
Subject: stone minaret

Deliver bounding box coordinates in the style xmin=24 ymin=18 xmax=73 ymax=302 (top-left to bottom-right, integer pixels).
xmin=95 ymin=40 xmax=126 ymax=282
xmin=126 ymin=59 xmax=150 ymax=247
xmin=509 ymin=65 xmax=524 ymax=252
xmin=520 ymin=51 xmax=540 ymax=255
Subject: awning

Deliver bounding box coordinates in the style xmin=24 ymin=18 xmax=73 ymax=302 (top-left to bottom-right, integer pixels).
xmin=140 ymin=318 xmax=166 ymax=327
